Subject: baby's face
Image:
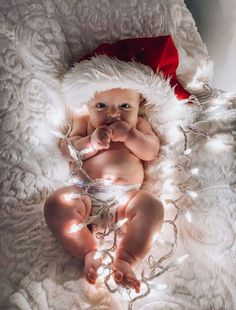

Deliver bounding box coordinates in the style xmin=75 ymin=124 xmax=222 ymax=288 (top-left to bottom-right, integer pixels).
xmin=87 ymin=88 xmax=140 ymax=128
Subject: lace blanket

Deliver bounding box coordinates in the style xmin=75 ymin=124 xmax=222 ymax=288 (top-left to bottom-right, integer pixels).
xmin=0 ymin=0 xmax=235 ymax=309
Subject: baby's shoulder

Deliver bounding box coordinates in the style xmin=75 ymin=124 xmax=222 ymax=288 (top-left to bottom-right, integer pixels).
xmin=136 ymin=116 xmax=149 ymax=128
xmin=72 ymin=112 xmax=89 ymax=124
xmin=70 ymin=112 xmax=89 ymax=137
xmin=136 ymin=116 xmax=157 ymax=136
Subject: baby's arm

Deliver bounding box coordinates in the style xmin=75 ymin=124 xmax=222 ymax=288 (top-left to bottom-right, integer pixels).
xmin=59 ymin=114 xmax=95 ymax=160
xmin=124 ymin=117 xmax=160 ymax=161
xmin=109 ymin=117 xmax=159 ymax=161
xmin=59 ymin=114 xmax=111 ymax=161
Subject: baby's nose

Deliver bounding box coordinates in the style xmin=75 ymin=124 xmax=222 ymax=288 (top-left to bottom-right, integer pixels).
xmin=108 ymin=106 xmax=120 ymax=117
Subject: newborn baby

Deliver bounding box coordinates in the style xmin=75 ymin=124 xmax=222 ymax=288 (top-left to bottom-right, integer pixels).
xmin=44 ymin=87 xmax=164 ymax=293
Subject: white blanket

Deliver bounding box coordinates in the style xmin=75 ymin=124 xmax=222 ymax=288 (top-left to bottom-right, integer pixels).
xmin=0 ymin=0 xmax=235 ymax=309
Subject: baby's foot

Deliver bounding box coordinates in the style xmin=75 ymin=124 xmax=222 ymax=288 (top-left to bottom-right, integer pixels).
xmin=84 ymin=250 xmax=103 ymax=285
xmin=113 ymin=257 xmax=140 ymax=293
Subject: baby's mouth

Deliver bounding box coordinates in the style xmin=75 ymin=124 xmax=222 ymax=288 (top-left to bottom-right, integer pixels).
xmin=106 ymin=119 xmax=120 ymax=125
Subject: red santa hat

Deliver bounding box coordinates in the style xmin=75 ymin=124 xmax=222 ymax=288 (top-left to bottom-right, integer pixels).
xmin=62 ymin=36 xmax=191 ymax=110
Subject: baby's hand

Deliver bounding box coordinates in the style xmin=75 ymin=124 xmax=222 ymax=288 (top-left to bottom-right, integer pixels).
xmin=109 ymin=121 xmax=131 ymax=142
xmin=90 ymin=126 xmax=112 ymax=150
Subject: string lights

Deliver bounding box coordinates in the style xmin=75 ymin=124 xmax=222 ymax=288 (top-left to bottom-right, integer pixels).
xmin=63 ymin=137 xmax=188 ymax=308
xmin=56 ymin=83 xmax=219 ymax=309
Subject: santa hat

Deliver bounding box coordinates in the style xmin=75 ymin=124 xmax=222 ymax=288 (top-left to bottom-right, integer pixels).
xmin=62 ymin=36 xmax=191 ymax=111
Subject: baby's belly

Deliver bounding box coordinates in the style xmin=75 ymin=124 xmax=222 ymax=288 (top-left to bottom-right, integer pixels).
xmin=81 ymin=142 xmax=144 ymax=185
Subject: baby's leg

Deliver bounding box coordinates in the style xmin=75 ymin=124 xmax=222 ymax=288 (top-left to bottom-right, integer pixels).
xmin=114 ymin=190 xmax=164 ymax=292
xmin=44 ymin=186 xmax=102 ymax=284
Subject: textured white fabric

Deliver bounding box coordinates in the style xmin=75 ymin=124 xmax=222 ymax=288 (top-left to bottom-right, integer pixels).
xmin=0 ymin=1 xmax=235 ymax=310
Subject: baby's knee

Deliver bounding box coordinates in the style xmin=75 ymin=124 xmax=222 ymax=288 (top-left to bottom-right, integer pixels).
xmin=44 ymin=186 xmax=91 ymax=224
xmin=126 ymin=190 xmax=164 ymax=220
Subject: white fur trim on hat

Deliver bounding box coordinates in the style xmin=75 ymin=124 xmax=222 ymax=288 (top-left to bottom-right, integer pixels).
xmin=62 ymin=55 xmax=197 ymax=143
xmin=62 ymin=55 xmax=181 ymax=108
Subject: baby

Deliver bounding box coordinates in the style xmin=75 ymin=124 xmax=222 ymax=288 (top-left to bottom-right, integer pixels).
xmin=44 ymin=87 xmax=164 ymax=293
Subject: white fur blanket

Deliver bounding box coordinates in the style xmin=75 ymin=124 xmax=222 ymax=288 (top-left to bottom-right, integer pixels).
xmin=1 ymin=0 xmax=236 ymax=309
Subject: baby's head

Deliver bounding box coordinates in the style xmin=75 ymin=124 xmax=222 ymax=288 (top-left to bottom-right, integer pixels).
xmin=87 ymin=88 xmax=143 ymax=128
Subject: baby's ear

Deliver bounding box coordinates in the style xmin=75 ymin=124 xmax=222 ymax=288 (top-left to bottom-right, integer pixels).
xmin=139 ymin=94 xmax=146 ymax=107
xmin=138 ymin=94 xmax=147 ymax=117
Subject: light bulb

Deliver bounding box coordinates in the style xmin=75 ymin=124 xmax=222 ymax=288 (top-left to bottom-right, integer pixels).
xmin=103 ymin=255 xmax=112 ymax=265
xmin=187 ymin=190 xmax=198 ymax=198
xmin=117 ymin=194 xmax=129 ymax=205
xmin=64 ymin=192 xmax=81 ymax=201
xmin=68 ymin=223 xmax=85 ymax=233
xmin=156 ymin=283 xmax=168 ymax=290
xmin=176 ymin=254 xmax=189 ymax=264
xmin=97 ymin=268 xmax=110 ymax=283
xmin=184 ymin=148 xmax=192 ymax=155
xmin=168 ymin=254 xmax=189 ymax=269
xmin=67 ymin=143 xmax=78 ymax=161
xmin=50 ymin=129 xmax=65 ymax=138
xmin=152 ymin=233 xmax=158 ymax=243
xmin=190 ymin=168 xmax=199 ymax=175
xmin=94 ymin=250 xmax=104 ymax=260
xmin=149 ymin=281 xmax=168 ymax=292
xmin=97 ymin=266 xmax=105 ymax=275
xmin=80 ymin=146 xmax=94 ymax=156
xmin=64 ymin=193 xmax=73 ymax=201
xmin=185 ymin=210 xmax=192 ymax=223
xmin=115 ymin=218 xmax=128 ymax=229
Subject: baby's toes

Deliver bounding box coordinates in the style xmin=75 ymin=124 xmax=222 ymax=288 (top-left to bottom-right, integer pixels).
xmin=125 ymin=273 xmax=140 ymax=292
xmin=86 ymin=267 xmax=97 ymax=284
xmin=114 ymin=270 xmax=123 ymax=282
xmin=135 ymin=279 xmax=141 ymax=292
xmin=126 ymin=275 xmax=134 ymax=284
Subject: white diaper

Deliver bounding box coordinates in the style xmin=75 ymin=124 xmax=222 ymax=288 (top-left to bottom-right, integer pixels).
xmin=74 ymin=179 xmax=141 ymax=233
xmin=87 ymin=179 xmax=141 ymax=201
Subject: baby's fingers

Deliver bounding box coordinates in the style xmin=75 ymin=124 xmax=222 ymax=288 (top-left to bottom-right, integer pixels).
xmin=100 ymin=140 xmax=110 ymax=149
xmin=100 ymin=126 xmax=112 ymax=136
xmin=102 ymin=135 xmax=111 ymax=144
xmin=100 ymin=131 xmax=111 ymax=141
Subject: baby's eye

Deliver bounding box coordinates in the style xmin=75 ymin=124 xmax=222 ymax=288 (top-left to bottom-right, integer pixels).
xmin=120 ymin=103 xmax=130 ymax=110
xmin=96 ymin=102 xmax=106 ymax=109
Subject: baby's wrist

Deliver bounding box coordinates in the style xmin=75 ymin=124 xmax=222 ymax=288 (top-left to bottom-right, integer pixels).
xmin=124 ymin=127 xmax=135 ymax=142
xmin=90 ymin=131 xmax=98 ymax=144
xmin=90 ymin=136 xmax=98 ymax=150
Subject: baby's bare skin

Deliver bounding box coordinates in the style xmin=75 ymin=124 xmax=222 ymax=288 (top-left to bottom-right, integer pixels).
xmin=44 ymin=88 xmax=164 ymax=293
